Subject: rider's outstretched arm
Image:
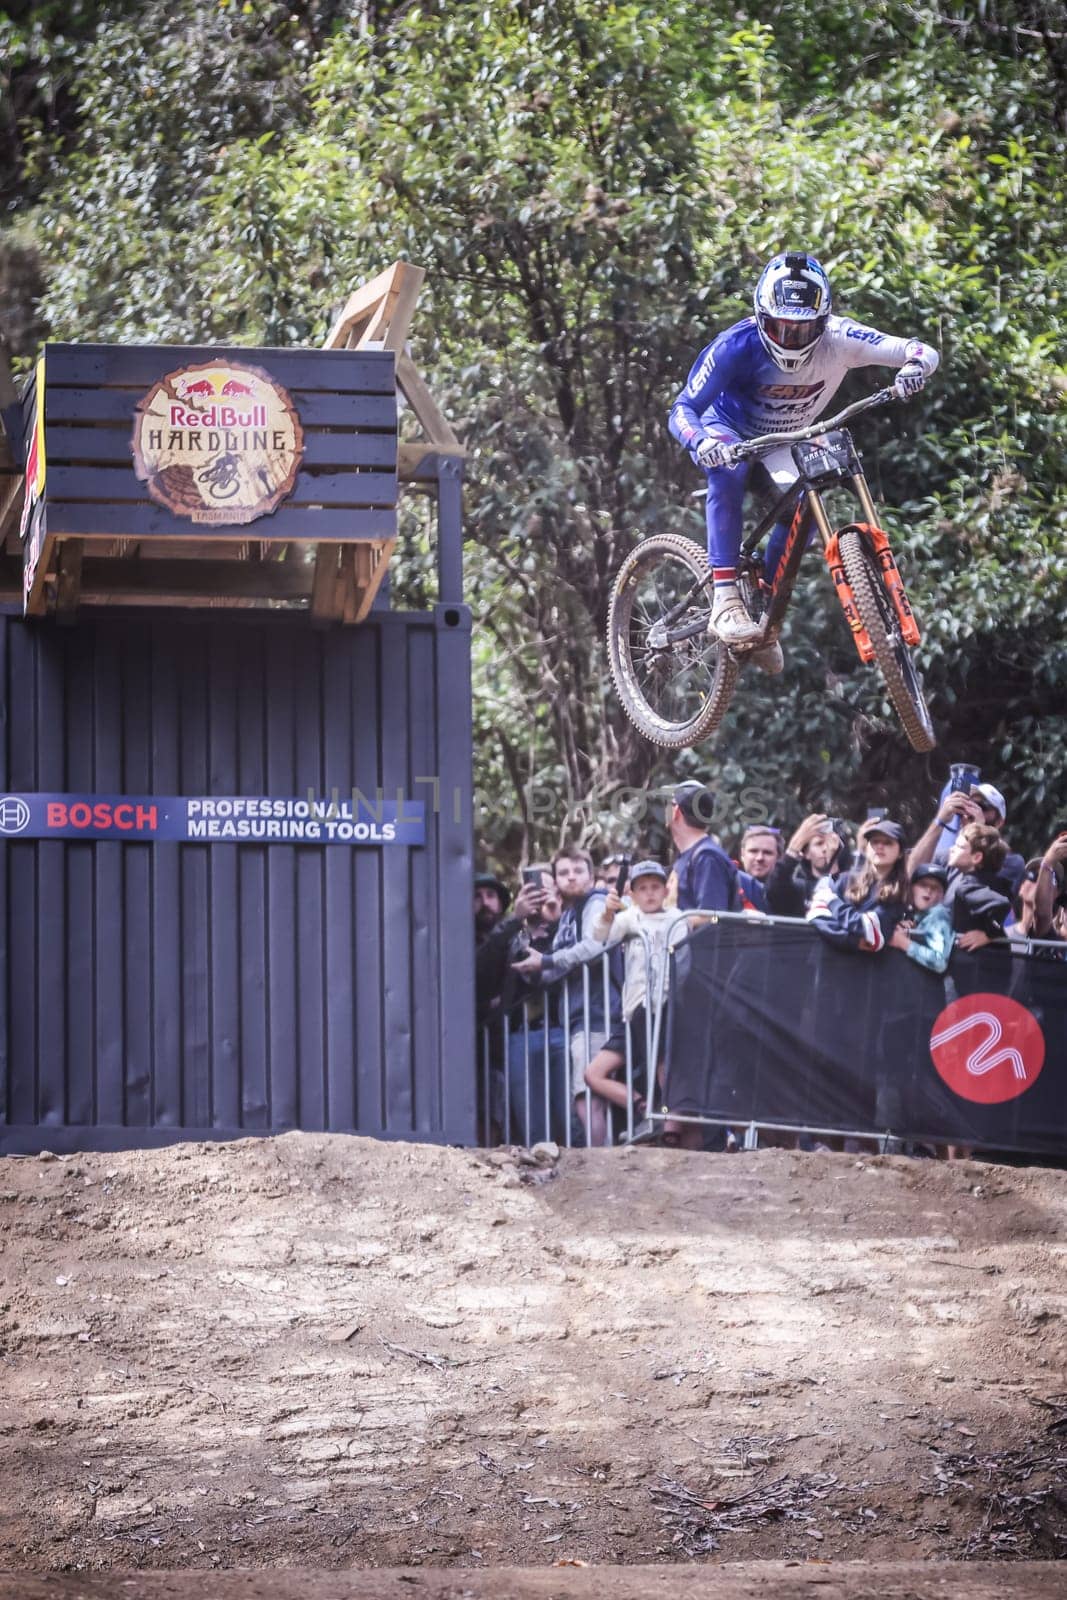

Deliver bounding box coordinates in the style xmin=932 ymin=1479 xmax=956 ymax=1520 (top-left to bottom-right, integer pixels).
xmin=833 ymin=317 xmax=939 ymax=386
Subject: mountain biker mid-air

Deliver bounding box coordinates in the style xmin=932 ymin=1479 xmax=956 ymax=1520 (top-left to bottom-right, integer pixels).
xmin=668 ymin=252 xmax=939 ymax=672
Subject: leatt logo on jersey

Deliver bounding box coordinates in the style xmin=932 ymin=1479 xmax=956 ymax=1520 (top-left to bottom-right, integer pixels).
xmin=757 ymin=382 xmax=825 ymax=400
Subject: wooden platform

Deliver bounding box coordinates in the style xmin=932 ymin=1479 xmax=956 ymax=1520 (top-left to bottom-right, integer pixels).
xmin=0 ymin=262 xmax=465 ymax=624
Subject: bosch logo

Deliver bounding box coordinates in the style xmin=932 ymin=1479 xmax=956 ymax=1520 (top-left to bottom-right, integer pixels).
xmin=929 ymin=993 xmax=1045 ymax=1104
xmin=0 ymin=797 xmax=31 ymax=835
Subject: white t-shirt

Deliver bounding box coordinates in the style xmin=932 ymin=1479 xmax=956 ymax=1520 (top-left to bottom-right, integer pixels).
xmin=592 ymin=904 xmax=689 ymax=1021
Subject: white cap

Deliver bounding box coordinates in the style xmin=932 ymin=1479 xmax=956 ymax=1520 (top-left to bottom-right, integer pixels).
xmin=974 ymin=782 xmax=1006 ymax=820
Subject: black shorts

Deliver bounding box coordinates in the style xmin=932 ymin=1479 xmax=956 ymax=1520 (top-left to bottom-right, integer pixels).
xmin=603 ymin=1002 xmax=669 ymax=1072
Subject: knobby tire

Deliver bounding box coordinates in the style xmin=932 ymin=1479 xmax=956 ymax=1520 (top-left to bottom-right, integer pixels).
xmin=838 ymin=527 xmax=936 ymax=753
xmin=607 ymin=532 xmax=739 ymax=749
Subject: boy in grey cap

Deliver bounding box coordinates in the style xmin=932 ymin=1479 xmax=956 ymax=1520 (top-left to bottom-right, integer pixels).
xmin=586 ymin=861 xmax=685 ymax=1133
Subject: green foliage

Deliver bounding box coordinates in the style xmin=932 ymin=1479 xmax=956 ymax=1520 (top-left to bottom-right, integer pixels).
xmin=5 ymin=0 xmax=1067 ymax=862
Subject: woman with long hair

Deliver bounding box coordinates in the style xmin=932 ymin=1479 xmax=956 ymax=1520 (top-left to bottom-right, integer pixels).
xmin=807 ymin=819 xmax=909 ymax=953
xmin=845 ymin=820 xmax=910 ymax=909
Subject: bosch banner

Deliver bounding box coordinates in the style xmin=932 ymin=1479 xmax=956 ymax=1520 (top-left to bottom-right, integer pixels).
xmin=0 ymin=793 xmax=424 ymax=846
xmin=666 ymin=919 xmax=1066 ymax=1156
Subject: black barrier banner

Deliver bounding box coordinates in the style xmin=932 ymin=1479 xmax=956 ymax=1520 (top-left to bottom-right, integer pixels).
xmin=666 ymin=920 xmax=1067 ymax=1156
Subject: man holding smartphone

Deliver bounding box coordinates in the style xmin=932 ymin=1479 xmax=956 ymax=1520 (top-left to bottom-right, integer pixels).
xmin=908 ymin=771 xmax=1024 ymax=898
xmin=765 ymin=813 xmax=847 ymax=917
xmin=476 ymin=869 xmax=557 ymax=1029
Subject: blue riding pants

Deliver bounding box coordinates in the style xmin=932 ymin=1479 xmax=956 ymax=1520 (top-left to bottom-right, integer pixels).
xmin=696 ymin=429 xmax=807 ymax=583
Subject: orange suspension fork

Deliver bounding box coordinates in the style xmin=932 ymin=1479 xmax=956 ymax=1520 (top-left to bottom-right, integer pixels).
xmin=824 ymin=522 xmax=921 ymax=664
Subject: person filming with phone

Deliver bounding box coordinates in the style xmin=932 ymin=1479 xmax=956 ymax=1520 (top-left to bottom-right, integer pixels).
xmin=475 ymin=868 xmax=560 ymax=1031
xmin=765 ymin=813 xmax=849 ymax=918
xmin=909 ymin=765 xmax=1024 ymax=898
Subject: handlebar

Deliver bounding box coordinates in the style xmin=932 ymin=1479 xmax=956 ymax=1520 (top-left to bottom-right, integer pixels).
xmin=723 ymin=387 xmax=896 ymax=465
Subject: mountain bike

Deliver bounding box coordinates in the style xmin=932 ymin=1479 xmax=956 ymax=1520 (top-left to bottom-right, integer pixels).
xmin=606 ymin=388 xmax=935 ymax=752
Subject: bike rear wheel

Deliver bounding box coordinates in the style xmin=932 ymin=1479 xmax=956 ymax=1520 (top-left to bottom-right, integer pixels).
xmin=838 ymin=526 xmax=936 ymax=752
xmin=607 ymin=533 xmax=739 ymax=749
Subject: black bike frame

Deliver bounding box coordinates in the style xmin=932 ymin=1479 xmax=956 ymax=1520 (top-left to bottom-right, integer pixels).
xmin=739 ymin=478 xmax=814 ymax=636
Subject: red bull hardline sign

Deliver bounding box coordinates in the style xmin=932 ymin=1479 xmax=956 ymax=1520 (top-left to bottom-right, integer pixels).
xmin=131 ymin=360 xmax=304 ymax=525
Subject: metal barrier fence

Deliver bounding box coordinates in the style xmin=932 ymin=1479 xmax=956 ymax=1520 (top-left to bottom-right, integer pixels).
xmin=479 ymin=926 xmax=662 ymax=1149
xmin=479 ymin=906 xmax=1065 ymax=1153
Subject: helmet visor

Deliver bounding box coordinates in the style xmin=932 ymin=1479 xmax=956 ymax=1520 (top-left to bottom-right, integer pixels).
xmin=761 ymin=313 xmax=827 ymax=351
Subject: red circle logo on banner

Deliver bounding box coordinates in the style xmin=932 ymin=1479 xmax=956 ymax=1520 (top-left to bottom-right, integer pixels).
xmin=929 ymin=993 xmax=1045 ymax=1104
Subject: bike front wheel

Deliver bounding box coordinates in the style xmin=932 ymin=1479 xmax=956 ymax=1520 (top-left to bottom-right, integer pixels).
xmin=607 ymin=533 xmax=739 ymax=749
xmin=838 ymin=526 xmax=936 ymax=752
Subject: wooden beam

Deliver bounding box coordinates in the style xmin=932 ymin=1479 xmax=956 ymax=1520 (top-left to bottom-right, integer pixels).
xmin=397 ymin=352 xmax=462 ymax=452
xmin=55 ymin=539 xmax=84 ymax=625
xmin=324 ymin=262 xmax=464 ymax=468
xmin=323 ymin=262 xmax=417 ymax=351
xmin=137 ymin=538 xmax=251 ymax=562
xmin=0 ymin=470 xmax=23 ymax=541
xmin=350 ymin=536 xmax=395 ymax=622
xmin=340 ymin=546 xmax=359 ymax=625
xmin=370 ymin=263 xmax=426 ymax=353
xmin=310 ymin=542 xmax=343 ymax=624
xmin=78 ymin=558 xmax=314 ymax=602
xmin=398 ymin=442 xmax=465 ymax=482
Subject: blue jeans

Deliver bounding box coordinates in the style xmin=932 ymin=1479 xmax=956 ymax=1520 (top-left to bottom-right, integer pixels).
xmin=506 ymin=1026 xmax=569 ymax=1146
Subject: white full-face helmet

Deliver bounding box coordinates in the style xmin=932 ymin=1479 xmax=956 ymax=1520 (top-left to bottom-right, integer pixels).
xmin=753 ymin=251 xmax=832 ymax=371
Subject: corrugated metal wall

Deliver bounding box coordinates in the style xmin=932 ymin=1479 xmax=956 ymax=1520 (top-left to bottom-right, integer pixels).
xmin=0 ymin=607 xmax=475 ymax=1152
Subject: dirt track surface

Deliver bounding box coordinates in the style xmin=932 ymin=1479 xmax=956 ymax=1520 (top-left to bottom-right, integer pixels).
xmin=0 ymin=1136 xmax=1065 ymax=1574
xmin=2 ymin=1560 xmax=1065 ymax=1598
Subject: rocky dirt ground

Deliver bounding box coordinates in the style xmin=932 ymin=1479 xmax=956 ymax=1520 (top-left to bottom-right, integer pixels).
xmin=0 ymin=1136 xmax=1064 ymax=1577
xmin=3 ymin=1560 xmax=1066 ymax=1598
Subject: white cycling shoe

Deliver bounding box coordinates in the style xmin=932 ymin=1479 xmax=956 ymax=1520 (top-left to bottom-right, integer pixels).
xmin=708 ymin=585 xmax=761 ymax=646
xmin=709 ymin=586 xmax=784 ymax=674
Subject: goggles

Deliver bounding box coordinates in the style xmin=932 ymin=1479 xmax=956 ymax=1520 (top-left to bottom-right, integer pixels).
xmin=760 ymin=313 xmax=827 ymax=350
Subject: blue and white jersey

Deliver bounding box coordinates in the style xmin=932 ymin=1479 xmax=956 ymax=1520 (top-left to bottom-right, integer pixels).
xmin=669 ymin=315 xmax=939 ymax=449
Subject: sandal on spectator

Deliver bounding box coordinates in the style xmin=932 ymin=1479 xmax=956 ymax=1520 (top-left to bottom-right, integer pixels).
xmin=618 ymin=1116 xmax=655 ymax=1145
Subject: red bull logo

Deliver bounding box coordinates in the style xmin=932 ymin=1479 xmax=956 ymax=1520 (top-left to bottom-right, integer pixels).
xmin=132 ymin=360 xmax=304 ymax=527
xmin=176 ymin=376 xmax=217 ymax=401
xmin=167 ymin=403 xmax=269 ymax=429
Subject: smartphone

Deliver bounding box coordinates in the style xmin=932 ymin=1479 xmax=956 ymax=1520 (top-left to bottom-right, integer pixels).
xmin=949 ymin=762 xmax=980 ymax=795
xmin=522 ymin=867 xmax=543 ymax=888
xmin=865 ymin=806 xmax=888 ymax=823
xmin=615 ymin=854 xmax=632 ymax=894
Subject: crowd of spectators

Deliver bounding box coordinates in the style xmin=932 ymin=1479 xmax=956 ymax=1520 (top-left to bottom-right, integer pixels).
xmin=474 ymin=767 xmax=1067 ymax=1150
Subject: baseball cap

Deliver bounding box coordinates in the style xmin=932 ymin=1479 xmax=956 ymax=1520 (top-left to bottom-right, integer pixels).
xmin=474 ymin=871 xmax=511 ymax=910
xmin=671 ymin=780 xmax=716 ymax=825
xmin=629 ymin=859 xmax=667 ymax=884
xmin=973 ymin=782 xmax=1006 ymax=821
xmin=863 ymin=818 xmax=906 ymax=845
xmin=910 ymin=861 xmax=949 ymax=888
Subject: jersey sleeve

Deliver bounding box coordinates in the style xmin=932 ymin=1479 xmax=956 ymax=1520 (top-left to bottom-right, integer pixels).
xmin=806 ymin=879 xmax=887 ymax=952
xmin=668 ymin=325 xmax=748 ymax=449
xmin=832 ymin=318 xmax=940 ymax=377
